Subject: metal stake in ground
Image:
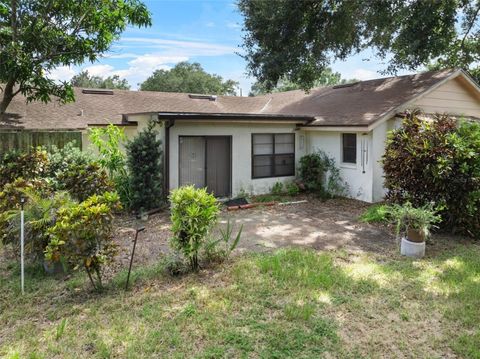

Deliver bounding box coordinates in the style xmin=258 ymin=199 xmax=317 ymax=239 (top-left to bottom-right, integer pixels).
xmin=125 ymin=226 xmax=145 ymax=291
xmin=20 ymin=197 xmax=25 ymax=295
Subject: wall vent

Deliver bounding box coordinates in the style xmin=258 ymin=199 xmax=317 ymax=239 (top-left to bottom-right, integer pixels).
xmin=82 ymin=89 xmax=114 ymax=95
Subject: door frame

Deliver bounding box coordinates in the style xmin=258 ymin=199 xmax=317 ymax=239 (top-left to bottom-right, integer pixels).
xmin=178 ymin=135 xmax=232 ymax=197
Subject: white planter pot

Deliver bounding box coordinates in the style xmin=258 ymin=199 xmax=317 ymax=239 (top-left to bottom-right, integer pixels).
xmin=400 ymin=237 xmax=425 ymax=258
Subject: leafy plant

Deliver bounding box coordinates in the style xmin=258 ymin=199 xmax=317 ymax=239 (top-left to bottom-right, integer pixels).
xmin=89 ymin=125 xmax=132 ymax=208
xmin=388 ymin=202 xmax=441 ymax=240
xmin=2 ymin=190 xmax=74 ymax=261
xmin=88 ymin=125 xmax=127 ymax=177
xmin=204 ymin=219 xmax=243 ymax=262
xmin=0 ymin=178 xmax=53 ymax=249
xmin=298 ymin=151 xmax=346 ymax=198
xmin=47 ymin=142 xmax=92 ymax=182
xmin=271 ymin=182 xmax=284 ymax=195
xmin=0 ymin=148 xmax=49 ymax=187
xmin=359 ymin=204 xmax=391 ymax=223
xmin=170 ymin=186 xmax=220 ymax=271
xmin=126 ymin=121 xmax=163 ymax=213
xmin=285 ymin=182 xmax=300 ymax=196
xmin=46 ymin=192 xmax=121 ymax=290
xmin=58 ymin=162 xmax=113 ymax=202
xmin=383 ymin=112 xmax=480 ymax=238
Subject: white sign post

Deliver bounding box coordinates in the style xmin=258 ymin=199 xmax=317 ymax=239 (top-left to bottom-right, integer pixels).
xmin=20 ymin=197 xmax=25 ymax=295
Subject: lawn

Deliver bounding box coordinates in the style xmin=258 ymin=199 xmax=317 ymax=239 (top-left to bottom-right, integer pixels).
xmin=1 ymin=241 xmax=480 ymax=358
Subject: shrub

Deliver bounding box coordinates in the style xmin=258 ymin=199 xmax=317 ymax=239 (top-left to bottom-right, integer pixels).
xmin=298 ymin=151 xmax=346 ymax=197
xmin=383 ymin=112 xmax=480 ymax=238
xmin=359 ymin=204 xmax=390 ymax=223
xmin=0 ymin=148 xmax=49 ymax=187
xmin=0 ymin=178 xmax=54 ymax=248
xmin=127 ymin=121 xmax=163 ymax=213
xmin=170 ymin=186 xmax=220 ymax=271
xmin=271 ymin=182 xmax=284 ymax=195
xmin=89 ymin=125 xmax=132 ymax=208
xmin=285 ymin=181 xmax=300 ymax=196
xmin=1 ymin=189 xmax=74 ymax=261
xmin=45 ymin=192 xmax=121 ymax=289
xmin=47 ymin=142 xmax=92 ymax=183
xmin=58 ymin=162 xmax=113 ymax=202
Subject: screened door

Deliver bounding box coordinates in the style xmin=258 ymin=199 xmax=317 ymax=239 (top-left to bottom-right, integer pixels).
xmin=179 ymin=136 xmax=206 ymax=188
xmin=179 ymin=136 xmax=231 ymax=197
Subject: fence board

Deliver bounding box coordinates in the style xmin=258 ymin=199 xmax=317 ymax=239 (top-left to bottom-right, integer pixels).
xmin=0 ymin=131 xmax=82 ymax=154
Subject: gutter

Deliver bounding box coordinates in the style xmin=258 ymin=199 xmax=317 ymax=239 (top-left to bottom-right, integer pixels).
xmin=156 ymin=112 xmax=312 ymax=123
xmin=162 ymin=118 xmax=175 ymax=198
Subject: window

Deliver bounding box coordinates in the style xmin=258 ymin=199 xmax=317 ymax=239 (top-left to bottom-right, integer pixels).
xmin=342 ymin=133 xmax=357 ymax=164
xmin=252 ymin=133 xmax=295 ymax=178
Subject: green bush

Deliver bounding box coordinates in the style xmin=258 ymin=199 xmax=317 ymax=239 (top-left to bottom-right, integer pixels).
xmin=298 ymin=151 xmax=346 ymax=197
xmin=88 ymin=125 xmax=132 ymax=208
xmin=45 ymin=192 xmax=121 ymax=289
xmin=58 ymin=162 xmax=113 ymax=202
xmin=1 ymin=189 xmax=74 ymax=261
xmin=127 ymin=121 xmax=163 ymax=213
xmin=359 ymin=204 xmax=390 ymax=223
xmin=170 ymin=185 xmax=220 ymax=271
xmin=0 ymin=148 xmax=49 ymax=187
xmin=271 ymin=182 xmax=284 ymax=195
xmin=383 ymin=112 xmax=480 ymax=238
xmin=47 ymin=142 xmax=92 ymax=183
xmin=285 ymin=181 xmax=300 ymax=196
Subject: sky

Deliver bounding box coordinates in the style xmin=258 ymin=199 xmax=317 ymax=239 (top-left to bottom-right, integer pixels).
xmin=49 ymin=0 xmax=412 ymax=95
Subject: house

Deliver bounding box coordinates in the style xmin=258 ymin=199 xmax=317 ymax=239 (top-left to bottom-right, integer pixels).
xmin=1 ymin=68 xmax=480 ymax=203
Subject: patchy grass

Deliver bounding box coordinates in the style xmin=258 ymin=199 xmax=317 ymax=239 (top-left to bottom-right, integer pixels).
xmin=1 ymin=243 xmax=480 ymax=358
xmin=358 ymin=203 xmax=390 ymax=223
xmin=251 ymin=194 xmax=299 ymax=203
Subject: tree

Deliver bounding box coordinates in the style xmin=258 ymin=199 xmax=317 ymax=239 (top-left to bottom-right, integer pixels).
xmin=126 ymin=121 xmax=163 ymax=213
xmin=71 ymin=71 xmax=130 ymax=90
xmin=0 ymin=0 xmax=151 ymax=114
xmin=238 ymin=0 xmax=480 ymax=89
xmin=140 ymin=62 xmax=239 ymax=95
xmin=249 ymin=68 xmax=354 ymax=96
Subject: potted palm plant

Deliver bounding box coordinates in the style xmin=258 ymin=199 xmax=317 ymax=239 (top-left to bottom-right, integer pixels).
xmin=389 ymin=202 xmax=441 ymax=258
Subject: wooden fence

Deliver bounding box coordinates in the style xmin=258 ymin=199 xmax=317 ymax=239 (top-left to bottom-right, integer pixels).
xmin=0 ymin=131 xmax=82 ymax=155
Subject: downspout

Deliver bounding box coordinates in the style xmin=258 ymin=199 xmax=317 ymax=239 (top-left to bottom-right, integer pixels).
xmin=162 ymin=118 xmax=175 ymax=197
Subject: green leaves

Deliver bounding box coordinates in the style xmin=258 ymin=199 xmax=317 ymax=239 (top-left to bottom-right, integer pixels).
xmin=45 ymin=191 xmax=121 ymax=289
xmin=126 ymin=121 xmax=163 ymax=213
xmin=140 ymin=62 xmax=239 ymax=95
xmin=239 ymin=0 xmax=480 ymax=89
xmin=71 ymin=71 xmax=130 ymax=90
xmin=170 ymin=186 xmax=220 ymax=271
xmin=0 ymin=0 xmax=151 ymax=113
xmin=383 ymin=112 xmax=480 ymax=238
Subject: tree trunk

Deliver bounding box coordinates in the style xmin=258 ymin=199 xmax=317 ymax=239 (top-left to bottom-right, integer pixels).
xmin=0 ymin=80 xmax=15 ymax=115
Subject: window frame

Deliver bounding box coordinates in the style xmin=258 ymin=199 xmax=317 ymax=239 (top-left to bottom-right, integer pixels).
xmin=251 ymin=133 xmax=295 ymax=179
xmin=341 ymin=133 xmax=357 ymax=165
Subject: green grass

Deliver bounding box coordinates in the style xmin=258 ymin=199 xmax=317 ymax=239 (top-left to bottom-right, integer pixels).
xmin=358 ymin=203 xmax=390 ymax=223
xmin=1 ymin=243 xmax=480 ymax=358
xmin=251 ymin=194 xmax=298 ymax=203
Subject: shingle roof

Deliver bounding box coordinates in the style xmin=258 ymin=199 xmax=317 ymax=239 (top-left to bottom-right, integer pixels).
xmin=0 ymin=68 xmax=464 ymax=130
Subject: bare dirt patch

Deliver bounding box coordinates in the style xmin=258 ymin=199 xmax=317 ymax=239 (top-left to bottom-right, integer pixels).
xmin=112 ymin=197 xmax=396 ymax=270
